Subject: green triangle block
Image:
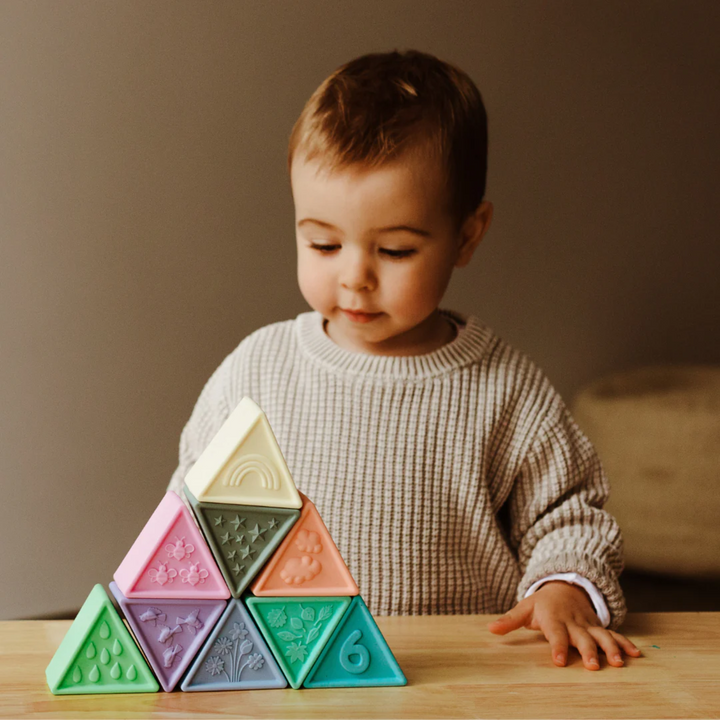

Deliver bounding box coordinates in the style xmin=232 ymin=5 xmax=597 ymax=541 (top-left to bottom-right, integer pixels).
xmin=246 ymin=595 xmax=350 ymax=689
xmin=303 ymin=595 xmax=407 ymax=687
xmin=184 ymin=486 xmax=300 ymax=597
xmin=45 ymin=584 xmax=159 ymax=694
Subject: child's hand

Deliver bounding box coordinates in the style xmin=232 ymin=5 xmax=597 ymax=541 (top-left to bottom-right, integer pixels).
xmin=487 ymin=580 xmax=642 ymax=670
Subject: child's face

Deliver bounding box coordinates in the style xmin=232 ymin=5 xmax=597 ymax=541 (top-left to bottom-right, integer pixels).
xmin=291 ymin=149 xmax=491 ymax=355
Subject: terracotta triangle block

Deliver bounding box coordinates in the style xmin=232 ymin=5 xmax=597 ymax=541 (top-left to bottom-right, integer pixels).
xmin=184 ymin=486 xmax=300 ymax=597
xmin=46 ymin=584 xmax=158 ymax=694
xmin=181 ymin=598 xmax=287 ymax=691
xmin=246 ymin=596 xmax=350 ymax=689
xmin=184 ymin=396 xmax=302 ymax=509
xmin=303 ymin=596 xmax=407 ymax=688
xmin=250 ymin=493 xmax=359 ymax=597
xmin=108 ymin=581 xmax=226 ymax=692
xmin=113 ymin=491 xmax=230 ymax=599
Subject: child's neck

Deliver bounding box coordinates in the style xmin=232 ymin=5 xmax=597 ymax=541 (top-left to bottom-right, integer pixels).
xmin=322 ymin=310 xmax=458 ymax=357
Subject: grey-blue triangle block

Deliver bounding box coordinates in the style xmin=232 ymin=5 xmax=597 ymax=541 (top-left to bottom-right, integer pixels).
xmin=303 ymin=596 xmax=407 ymax=688
xmin=180 ymin=598 xmax=287 ymax=691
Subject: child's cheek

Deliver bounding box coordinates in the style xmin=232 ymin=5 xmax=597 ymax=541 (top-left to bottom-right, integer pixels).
xmin=297 ymin=254 xmax=334 ymax=313
xmin=405 ymin=258 xmax=451 ymax=306
xmin=297 ymin=255 xmax=319 ymax=305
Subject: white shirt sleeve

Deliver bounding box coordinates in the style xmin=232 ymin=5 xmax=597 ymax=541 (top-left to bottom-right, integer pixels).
xmin=523 ymin=572 xmax=612 ymax=628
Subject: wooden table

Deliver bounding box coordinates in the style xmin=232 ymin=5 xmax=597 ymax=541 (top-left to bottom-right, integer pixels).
xmin=1 ymin=613 xmax=718 ymax=719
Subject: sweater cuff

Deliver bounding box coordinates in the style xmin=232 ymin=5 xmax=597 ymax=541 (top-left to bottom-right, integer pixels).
xmin=517 ymin=551 xmax=627 ymax=630
xmin=524 ymin=572 xmax=611 ymax=627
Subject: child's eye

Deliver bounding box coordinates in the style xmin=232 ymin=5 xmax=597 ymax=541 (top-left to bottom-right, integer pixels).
xmin=380 ymin=248 xmax=416 ymax=259
xmin=308 ymin=243 xmax=415 ymax=259
xmin=309 ymin=243 xmax=340 ymax=253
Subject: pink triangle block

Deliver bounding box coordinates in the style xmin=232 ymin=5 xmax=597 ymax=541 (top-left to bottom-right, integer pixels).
xmin=113 ymin=491 xmax=230 ymax=599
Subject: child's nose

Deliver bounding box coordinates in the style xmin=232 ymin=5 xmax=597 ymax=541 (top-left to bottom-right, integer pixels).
xmin=340 ymin=253 xmax=375 ymax=291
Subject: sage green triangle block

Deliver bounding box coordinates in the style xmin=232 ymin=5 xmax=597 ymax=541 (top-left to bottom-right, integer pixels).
xmin=45 ymin=584 xmax=159 ymax=694
xmin=184 ymin=486 xmax=300 ymax=597
xmin=246 ymin=595 xmax=350 ymax=689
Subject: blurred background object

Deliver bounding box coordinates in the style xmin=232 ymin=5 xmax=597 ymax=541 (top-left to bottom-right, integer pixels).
xmin=1 ymin=0 xmax=718 ymax=620
xmin=573 ymin=366 xmax=720 ymax=610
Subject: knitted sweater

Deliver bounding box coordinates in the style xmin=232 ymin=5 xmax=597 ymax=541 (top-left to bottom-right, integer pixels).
xmin=167 ymin=308 xmax=627 ymax=629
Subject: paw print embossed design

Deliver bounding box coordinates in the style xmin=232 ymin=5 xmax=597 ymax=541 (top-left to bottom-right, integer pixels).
xmin=280 ymin=555 xmax=322 ymax=585
xmin=148 ymin=562 xmax=177 ymax=586
xmin=295 ymin=529 xmax=322 ymax=553
xmin=164 ymin=536 xmax=195 ymax=561
xmin=179 ymin=562 xmax=209 ymax=586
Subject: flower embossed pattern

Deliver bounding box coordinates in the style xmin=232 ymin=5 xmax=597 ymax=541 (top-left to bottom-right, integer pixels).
xmin=203 ymin=622 xmax=266 ymax=682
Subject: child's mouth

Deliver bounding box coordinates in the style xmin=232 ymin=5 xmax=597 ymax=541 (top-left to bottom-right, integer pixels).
xmin=341 ymin=309 xmax=383 ymax=323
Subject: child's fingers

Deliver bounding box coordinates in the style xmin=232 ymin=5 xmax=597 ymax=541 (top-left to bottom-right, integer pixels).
xmin=487 ymin=603 xmax=531 ymax=634
xmin=609 ymin=630 xmax=643 ymax=657
xmin=587 ymin=627 xmax=624 ymax=667
xmin=569 ymin=627 xmax=600 ymax=670
xmin=542 ymin=620 xmax=570 ymax=666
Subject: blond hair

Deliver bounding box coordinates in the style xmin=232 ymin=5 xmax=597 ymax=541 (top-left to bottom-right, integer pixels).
xmin=287 ymin=49 xmax=488 ymax=235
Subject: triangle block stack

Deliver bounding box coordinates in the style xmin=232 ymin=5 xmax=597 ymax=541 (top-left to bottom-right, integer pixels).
xmin=46 ymin=396 xmax=406 ymax=693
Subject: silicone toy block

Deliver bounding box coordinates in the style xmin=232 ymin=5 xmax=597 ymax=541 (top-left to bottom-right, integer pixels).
xmin=246 ymin=595 xmax=351 ymax=689
xmin=113 ymin=491 xmax=230 ymax=600
xmin=181 ymin=598 xmax=287 ymax=691
xmin=303 ymin=596 xmax=407 ymax=688
xmin=184 ymin=485 xmax=300 ymax=597
xmin=45 ymin=584 xmax=159 ymax=695
xmin=250 ymin=493 xmax=359 ymax=597
xmin=108 ymin=581 xmax=226 ymax=692
xmin=183 ymin=396 xmax=302 ymax=509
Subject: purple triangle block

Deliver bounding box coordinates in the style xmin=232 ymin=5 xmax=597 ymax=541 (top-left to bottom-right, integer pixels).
xmin=109 ymin=581 xmax=226 ymax=692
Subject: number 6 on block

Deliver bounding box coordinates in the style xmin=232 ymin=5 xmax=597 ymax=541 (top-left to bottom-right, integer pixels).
xmin=340 ymin=630 xmax=370 ymax=674
xmin=303 ymin=596 xmax=407 ymax=688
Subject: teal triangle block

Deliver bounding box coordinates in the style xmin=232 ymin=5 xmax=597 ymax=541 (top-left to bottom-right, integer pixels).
xmin=184 ymin=486 xmax=300 ymax=597
xmin=303 ymin=596 xmax=407 ymax=688
xmin=45 ymin=584 xmax=159 ymax=694
xmin=246 ymin=596 xmax=350 ymax=689
xmin=181 ymin=598 xmax=287 ymax=691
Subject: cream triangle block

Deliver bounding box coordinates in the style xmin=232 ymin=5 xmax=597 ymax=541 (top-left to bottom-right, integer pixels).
xmin=184 ymin=396 xmax=302 ymax=509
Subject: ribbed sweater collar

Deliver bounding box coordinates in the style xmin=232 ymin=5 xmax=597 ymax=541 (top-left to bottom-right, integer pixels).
xmin=295 ymin=308 xmax=492 ymax=381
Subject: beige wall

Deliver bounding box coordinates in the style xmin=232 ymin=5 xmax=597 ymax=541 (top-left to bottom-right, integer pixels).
xmin=1 ymin=0 xmax=718 ymax=619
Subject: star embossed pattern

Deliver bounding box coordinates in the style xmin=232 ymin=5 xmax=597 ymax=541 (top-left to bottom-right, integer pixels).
xmin=209 ymin=513 xmax=278 ymax=555
xmin=193 ymin=503 xmax=301 ymax=601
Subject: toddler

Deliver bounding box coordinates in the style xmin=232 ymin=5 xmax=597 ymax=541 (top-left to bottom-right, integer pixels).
xmin=168 ymin=49 xmax=641 ymax=670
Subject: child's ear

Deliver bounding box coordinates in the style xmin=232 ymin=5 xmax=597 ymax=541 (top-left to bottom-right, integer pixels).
xmin=455 ymin=201 xmax=493 ymax=268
